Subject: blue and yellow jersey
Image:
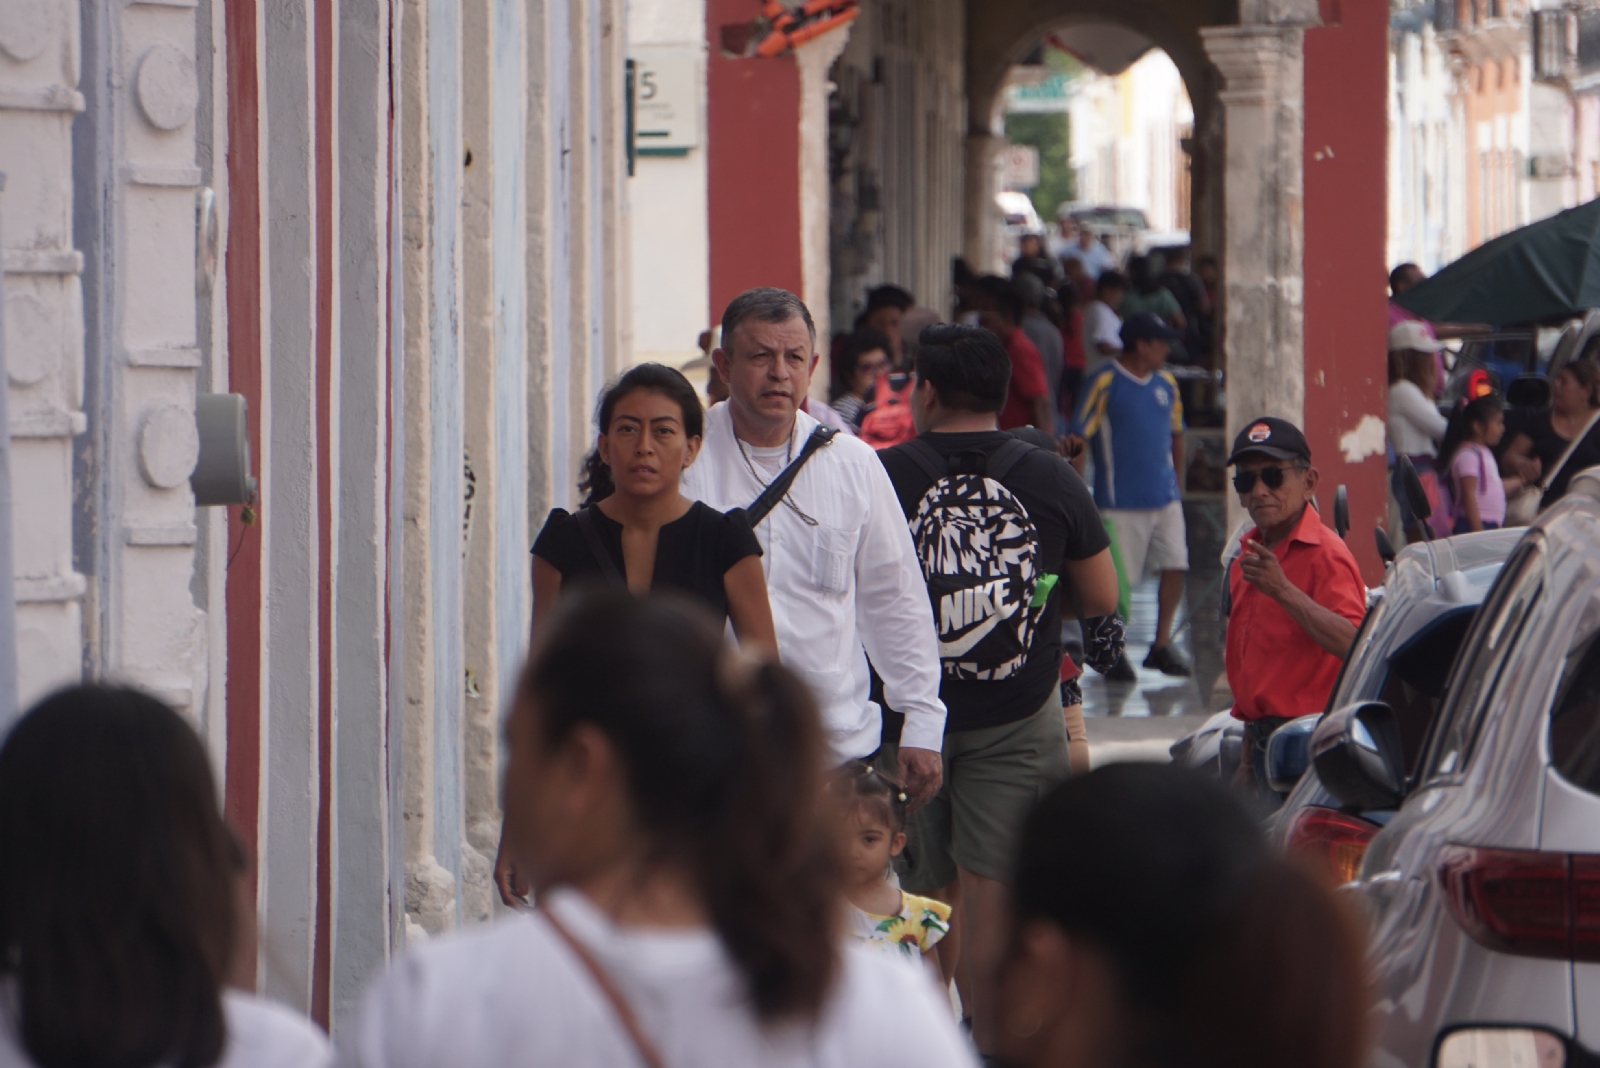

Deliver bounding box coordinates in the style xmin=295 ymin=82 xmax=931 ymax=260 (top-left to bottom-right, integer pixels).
xmin=1072 ymin=362 xmax=1184 ymax=510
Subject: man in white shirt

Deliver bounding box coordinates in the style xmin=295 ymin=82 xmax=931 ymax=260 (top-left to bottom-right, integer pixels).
xmin=1081 ymin=270 xmax=1127 ymax=375
xmin=1061 ymin=226 xmax=1116 ymax=280
xmin=687 ymin=288 xmax=947 ymax=805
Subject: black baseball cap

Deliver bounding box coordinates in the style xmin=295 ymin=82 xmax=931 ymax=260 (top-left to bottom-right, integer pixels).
xmin=1120 ymin=312 xmax=1181 ymax=349
xmin=1227 ymin=416 xmax=1311 ymax=466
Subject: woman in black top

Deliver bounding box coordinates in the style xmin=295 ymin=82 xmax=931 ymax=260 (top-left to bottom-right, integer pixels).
xmin=531 ymin=363 xmax=776 ymax=650
xmin=1502 ymin=356 xmax=1600 ymax=504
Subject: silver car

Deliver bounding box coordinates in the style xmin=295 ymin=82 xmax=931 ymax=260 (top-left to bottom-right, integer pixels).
xmin=1312 ymin=470 xmax=1600 ymax=1067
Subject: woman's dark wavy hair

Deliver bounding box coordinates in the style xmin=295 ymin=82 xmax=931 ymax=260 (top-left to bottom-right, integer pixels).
xmin=1436 ymin=392 xmax=1503 ymax=474
xmin=578 ymin=363 xmax=704 ymax=506
xmin=521 ymin=590 xmax=839 ymax=1021
xmin=1013 ymin=764 xmax=1370 ymax=1068
xmin=829 ymin=328 xmax=892 ymax=402
xmin=0 ymin=685 xmax=240 ymax=1068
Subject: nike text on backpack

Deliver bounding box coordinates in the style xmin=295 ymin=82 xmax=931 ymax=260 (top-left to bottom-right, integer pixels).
xmin=900 ymin=437 xmax=1048 ymax=680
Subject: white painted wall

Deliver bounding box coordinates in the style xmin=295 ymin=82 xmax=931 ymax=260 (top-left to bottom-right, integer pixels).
xmin=2 ymin=0 xmax=87 ymax=713
xmin=1388 ymin=25 xmax=1460 ymax=272
xmin=628 ymin=0 xmax=708 ymax=367
xmin=1068 ymin=51 xmax=1192 ymax=232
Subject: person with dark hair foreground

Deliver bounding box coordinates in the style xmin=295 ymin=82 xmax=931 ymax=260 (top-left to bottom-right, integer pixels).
xmin=347 ymin=592 xmax=974 ymax=1067
xmin=995 ymin=764 xmax=1370 ymax=1068
xmin=0 ymin=685 xmax=329 ymax=1068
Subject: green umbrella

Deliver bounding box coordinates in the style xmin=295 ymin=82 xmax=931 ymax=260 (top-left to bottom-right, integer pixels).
xmin=1395 ymin=197 xmax=1600 ymax=325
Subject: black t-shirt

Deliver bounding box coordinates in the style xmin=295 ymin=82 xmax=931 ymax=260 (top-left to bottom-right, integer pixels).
xmin=532 ymin=500 xmax=762 ymax=622
xmin=878 ymin=431 xmax=1109 ymax=732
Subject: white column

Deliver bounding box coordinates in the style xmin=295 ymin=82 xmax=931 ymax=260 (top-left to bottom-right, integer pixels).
xmin=2 ymin=0 xmax=87 ymax=709
xmin=257 ymin=0 xmax=321 ymax=1011
xmin=330 ymin=0 xmax=396 ymax=1031
xmin=1201 ymin=24 xmax=1309 ymax=530
xmin=796 ymin=20 xmax=852 ymax=374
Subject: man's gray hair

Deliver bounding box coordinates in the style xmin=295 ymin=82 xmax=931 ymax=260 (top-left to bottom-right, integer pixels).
xmin=720 ymin=287 xmax=816 ymax=347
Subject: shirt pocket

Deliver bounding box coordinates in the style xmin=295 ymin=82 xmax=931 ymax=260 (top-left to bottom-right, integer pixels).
xmin=809 ymin=524 xmax=856 ymax=594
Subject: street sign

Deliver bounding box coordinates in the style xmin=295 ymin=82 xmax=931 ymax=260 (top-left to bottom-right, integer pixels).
xmin=1005 ymin=72 xmax=1077 ymax=114
xmin=997 ymin=144 xmax=1040 ymax=190
xmin=631 ymin=45 xmax=700 ymax=154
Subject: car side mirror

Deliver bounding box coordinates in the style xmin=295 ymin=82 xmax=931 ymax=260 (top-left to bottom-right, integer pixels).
xmin=1506 ymin=374 xmax=1551 ymax=414
xmin=1311 ymin=701 xmax=1406 ymax=810
xmin=1333 ymin=485 xmax=1350 ymax=538
xmin=1375 ymin=524 xmax=1397 ymax=565
xmin=1435 ymin=1026 xmax=1572 ymax=1068
xmin=1265 ymin=714 xmax=1320 ymax=794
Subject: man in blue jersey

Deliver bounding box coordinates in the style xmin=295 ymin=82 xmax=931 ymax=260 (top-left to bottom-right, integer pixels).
xmin=1071 ymin=312 xmax=1191 ymax=678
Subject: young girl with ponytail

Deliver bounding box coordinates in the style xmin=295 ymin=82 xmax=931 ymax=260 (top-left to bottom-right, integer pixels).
xmin=346 ymin=591 xmax=974 ymax=1068
xmin=531 ymin=363 xmax=776 ymax=649
xmin=1437 ymin=393 xmax=1521 ymax=533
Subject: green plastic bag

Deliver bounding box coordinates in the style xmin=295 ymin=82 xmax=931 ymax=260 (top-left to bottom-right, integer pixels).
xmin=1103 ymin=516 xmax=1131 ymax=621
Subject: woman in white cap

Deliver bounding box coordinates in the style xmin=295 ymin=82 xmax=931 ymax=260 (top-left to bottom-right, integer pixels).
xmin=1387 ymin=320 xmax=1450 ymax=540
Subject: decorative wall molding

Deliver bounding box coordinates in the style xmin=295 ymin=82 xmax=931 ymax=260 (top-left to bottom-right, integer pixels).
xmin=0 ymin=86 xmax=87 ymax=113
xmin=2 ymin=249 xmax=84 ymax=275
xmin=126 ymin=345 xmax=203 ymax=367
xmin=8 ymin=409 xmax=87 ymax=437
xmin=14 ymin=572 xmax=88 ymax=604
xmin=124 ymin=524 xmax=199 ymax=546
xmin=122 ymin=164 xmax=204 ymax=187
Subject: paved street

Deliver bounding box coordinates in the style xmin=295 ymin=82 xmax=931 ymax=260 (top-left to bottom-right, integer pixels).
xmin=1082 ymin=499 xmax=1232 ymax=764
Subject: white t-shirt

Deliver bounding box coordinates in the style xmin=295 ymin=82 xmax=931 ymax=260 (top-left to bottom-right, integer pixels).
xmin=1387 ymin=378 xmax=1448 ymax=457
xmin=0 ymin=991 xmax=330 ymax=1068
xmin=339 ymin=889 xmax=978 ymax=1068
xmin=1082 ymin=300 xmax=1123 ymax=373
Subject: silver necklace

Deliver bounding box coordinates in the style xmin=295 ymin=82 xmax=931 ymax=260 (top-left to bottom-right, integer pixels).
xmin=736 ymin=432 xmax=819 ymax=526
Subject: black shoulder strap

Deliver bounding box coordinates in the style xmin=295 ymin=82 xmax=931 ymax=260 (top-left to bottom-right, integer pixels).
xmin=744 ymin=426 xmax=839 ymax=527
xmin=901 ymin=437 xmax=948 ymax=484
xmin=985 ymin=438 xmax=1037 ymax=483
xmin=574 ymin=507 xmax=626 ymax=587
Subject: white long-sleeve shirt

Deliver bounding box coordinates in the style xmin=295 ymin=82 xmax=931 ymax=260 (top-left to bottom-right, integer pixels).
xmin=682 ymin=403 xmax=947 ymax=760
xmin=1388 ymin=378 xmax=1448 ymax=457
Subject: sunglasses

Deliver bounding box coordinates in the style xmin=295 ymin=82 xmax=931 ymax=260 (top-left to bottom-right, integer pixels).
xmin=1232 ymin=465 xmax=1301 ymax=494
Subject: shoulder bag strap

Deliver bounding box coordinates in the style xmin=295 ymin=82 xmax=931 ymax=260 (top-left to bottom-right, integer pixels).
xmin=1541 ymin=408 xmax=1600 ymax=496
xmin=900 ymin=436 xmax=948 ymax=484
xmin=985 ymin=438 xmax=1037 ymax=483
xmin=744 ymin=425 xmax=839 ymax=527
xmin=539 ymin=905 xmax=668 ymax=1068
xmin=574 ymin=507 xmax=626 ymax=588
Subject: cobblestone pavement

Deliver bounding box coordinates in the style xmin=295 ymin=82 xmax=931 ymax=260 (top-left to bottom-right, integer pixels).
xmin=1080 ymin=499 xmax=1235 ymax=762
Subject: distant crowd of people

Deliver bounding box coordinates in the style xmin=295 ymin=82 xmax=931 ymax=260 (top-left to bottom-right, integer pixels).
xmin=1387 ymin=261 xmax=1600 ymax=539
xmin=0 ymin=279 xmax=1375 ymax=1068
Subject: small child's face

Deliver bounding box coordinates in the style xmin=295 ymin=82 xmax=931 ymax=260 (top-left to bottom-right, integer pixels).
xmin=1483 ymin=409 xmax=1505 ymax=447
xmin=841 ymin=809 xmax=905 ymax=886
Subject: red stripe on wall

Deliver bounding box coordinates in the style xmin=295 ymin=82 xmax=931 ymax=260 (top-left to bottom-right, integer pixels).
xmin=311 ymin=0 xmax=336 ymax=1029
xmin=705 ymin=0 xmax=804 ymax=325
xmin=223 ymin=0 xmax=264 ymax=990
xmin=1304 ymin=0 xmax=1389 ymax=583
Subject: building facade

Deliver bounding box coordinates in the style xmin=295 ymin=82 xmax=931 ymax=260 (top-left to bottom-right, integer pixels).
xmin=1 ymin=0 xmax=627 ymax=1031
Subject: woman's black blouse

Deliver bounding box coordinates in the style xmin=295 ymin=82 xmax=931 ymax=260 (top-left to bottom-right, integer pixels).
xmin=532 ymin=501 xmax=762 ymax=621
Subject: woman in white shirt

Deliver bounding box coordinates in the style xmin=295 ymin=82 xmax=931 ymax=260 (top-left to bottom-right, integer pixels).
xmin=0 ymin=686 xmax=329 ymax=1068
xmin=343 ymin=590 xmax=974 ymax=1068
xmin=1387 ymin=328 xmax=1450 ymax=539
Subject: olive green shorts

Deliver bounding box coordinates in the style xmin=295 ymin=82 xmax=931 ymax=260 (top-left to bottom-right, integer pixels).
xmin=895 ymin=687 xmax=1071 ymax=890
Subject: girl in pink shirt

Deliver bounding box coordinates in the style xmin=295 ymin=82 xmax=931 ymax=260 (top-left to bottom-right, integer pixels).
xmin=1439 ymin=394 xmax=1521 ymax=533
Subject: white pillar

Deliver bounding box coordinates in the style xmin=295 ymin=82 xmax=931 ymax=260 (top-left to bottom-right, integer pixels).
xmin=2 ymin=0 xmax=88 ymax=709
xmin=796 ymin=20 xmax=852 ymax=368
xmin=257 ymin=0 xmax=321 ymax=1011
xmin=1200 ymin=24 xmax=1309 ymax=528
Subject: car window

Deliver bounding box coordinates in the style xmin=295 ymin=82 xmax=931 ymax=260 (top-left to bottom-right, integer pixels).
xmin=1418 ymin=540 xmax=1546 ymax=783
xmin=1324 ymin=598 xmax=1386 ymax=712
xmin=1549 ymin=594 xmax=1600 ymax=795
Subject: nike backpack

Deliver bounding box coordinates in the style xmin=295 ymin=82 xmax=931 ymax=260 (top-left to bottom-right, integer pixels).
xmin=901 ymin=437 xmax=1043 ymax=681
xmin=858 ymin=373 xmax=917 ymax=450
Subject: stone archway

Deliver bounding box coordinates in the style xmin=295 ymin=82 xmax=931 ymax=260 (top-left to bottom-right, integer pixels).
xmin=963 ymin=2 xmax=1230 ymax=270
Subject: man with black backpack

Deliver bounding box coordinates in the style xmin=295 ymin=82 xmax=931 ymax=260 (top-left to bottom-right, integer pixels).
xmin=877 ymin=323 xmax=1120 ymax=1058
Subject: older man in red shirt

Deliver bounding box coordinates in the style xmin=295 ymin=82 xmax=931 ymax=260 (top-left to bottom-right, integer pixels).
xmin=1224 ymin=417 xmax=1367 ymax=794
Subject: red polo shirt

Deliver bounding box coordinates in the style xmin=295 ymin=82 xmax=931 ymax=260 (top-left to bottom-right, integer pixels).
xmin=999 ymin=326 xmax=1050 ymax=430
xmin=1226 ymin=504 xmax=1367 ymax=723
